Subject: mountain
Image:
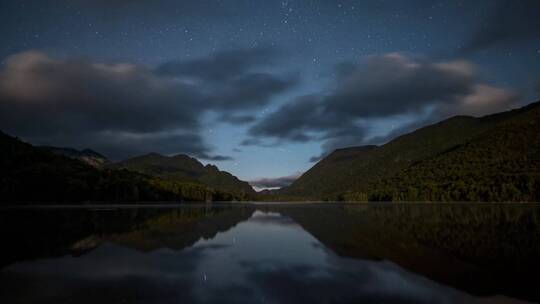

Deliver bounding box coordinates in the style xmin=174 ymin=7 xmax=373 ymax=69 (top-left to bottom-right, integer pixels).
xmin=109 ymin=153 xmax=255 ymax=198
xmin=0 ymin=131 xmax=230 ymax=203
xmin=282 ymin=101 xmax=540 ymax=202
xmin=41 ymin=146 xmax=108 ymax=168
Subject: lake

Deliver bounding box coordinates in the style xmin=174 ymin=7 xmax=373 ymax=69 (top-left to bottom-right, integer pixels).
xmin=0 ymin=203 xmax=539 ymax=303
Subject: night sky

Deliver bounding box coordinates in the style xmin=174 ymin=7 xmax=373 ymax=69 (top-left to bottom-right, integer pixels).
xmin=1 ymin=0 xmax=539 ymax=189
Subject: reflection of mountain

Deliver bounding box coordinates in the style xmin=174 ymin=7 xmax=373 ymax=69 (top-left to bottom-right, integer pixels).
xmin=275 ymin=204 xmax=540 ymax=302
xmin=102 ymin=207 xmax=254 ymax=252
xmin=1 ymin=206 xmax=485 ymax=304
xmin=282 ymin=101 xmax=540 ymax=201
xmin=0 ymin=205 xmax=254 ymax=268
xmin=2 ymin=205 xmax=539 ymax=302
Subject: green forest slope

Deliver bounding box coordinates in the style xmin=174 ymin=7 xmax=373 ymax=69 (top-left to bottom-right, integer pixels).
xmin=109 ymin=153 xmax=255 ymax=199
xmin=0 ymin=132 xmax=238 ymax=203
xmin=282 ymin=101 xmax=540 ymax=202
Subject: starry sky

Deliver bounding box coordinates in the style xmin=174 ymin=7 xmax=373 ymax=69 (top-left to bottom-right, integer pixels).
xmin=1 ymin=0 xmax=539 ymax=189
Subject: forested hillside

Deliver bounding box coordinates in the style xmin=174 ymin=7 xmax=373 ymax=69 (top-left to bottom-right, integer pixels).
xmin=369 ymin=103 xmax=540 ymax=201
xmin=0 ymin=132 xmax=237 ymax=203
xmin=281 ymin=101 xmax=540 ymax=202
xmin=110 ymin=153 xmax=255 ymax=199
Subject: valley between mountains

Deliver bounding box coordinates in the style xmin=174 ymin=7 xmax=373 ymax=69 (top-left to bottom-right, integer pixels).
xmin=2 ymin=100 xmax=539 ymax=203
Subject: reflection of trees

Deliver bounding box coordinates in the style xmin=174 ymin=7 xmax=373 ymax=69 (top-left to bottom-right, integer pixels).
xmin=0 ymin=205 xmax=254 ymax=268
xmin=275 ymin=204 xmax=540 ymax=302
xmin=104 ymin=206 xmax=254 ymax=252
xmin=2 ymin=204 xmax=539 ymax=302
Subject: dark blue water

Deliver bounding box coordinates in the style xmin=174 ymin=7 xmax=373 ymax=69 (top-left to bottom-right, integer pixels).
xmin=0 ymin=204 xmax=538 ymax=303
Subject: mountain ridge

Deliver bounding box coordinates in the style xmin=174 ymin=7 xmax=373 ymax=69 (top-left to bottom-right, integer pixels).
xmin=41 ymin=146 xmax=109 ymax=168
xmin=0 ymin=131 xmax=240 ymax=203
xmin=280 ymin=101 xmax=540 ymax=201
xmin=109 ymin=152 xmax=255 ymax=198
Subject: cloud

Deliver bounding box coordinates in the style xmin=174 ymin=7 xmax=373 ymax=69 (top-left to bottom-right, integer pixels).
xmin=326 ymin=54 xmax=476 ymax=117
xmin=213 ymin=72 xmax=297 ymax=110
xmin=206 ymin=154 xmax=234 ymax=161
xmin=239 ymin=138 xmax=281 ymax=147
xmin=157 ymin=48 xmax=298 ymax=110
xmin=460 ymin=0 xmax=540 ymax=53
xmin=245 ymin=53 xmax=520 ymax=159
xmin=156 ymin=47 xmax=276 ymax=81
xmin=250 ymin=173 xmax=301 ymax=189
xmin=0 ymin=51 xmax=200 ymax=134
xmin=436 ymin=84 xmax=520 ymax=117
xmin=0 ymin=48 xmax=296 ymax=160
xmin=248 ymin=95 xmax=323 ymax=142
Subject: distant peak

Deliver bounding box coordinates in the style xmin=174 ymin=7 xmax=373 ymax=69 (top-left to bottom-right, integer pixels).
xmin=172 ymin=153 xmax=191 ymax=159
xmin=334 ymin=145 xmax=378 ymax=152
xmin=523 ymin=100 xmax=540 ymax=109
xmin=81 ymin=149 xmax=107 ymax=159
xmin=446 ymin=115 xmax=475 ymax=120
xmin=332 ymin=145 xmax=378 ymax=155
xmin=143 ymin=152 xmax=164 ymax=157
xmin=205 ymin=164 xmax=219 ymax=171
xmin=40 ymin=145 xmax=108 ymax=168
xmin=172 ymin=153 xmax=201 ymax=162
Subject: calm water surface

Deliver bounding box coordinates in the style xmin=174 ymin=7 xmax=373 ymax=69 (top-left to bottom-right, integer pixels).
xmin=0 ymin=204 xmax=539 ymax=303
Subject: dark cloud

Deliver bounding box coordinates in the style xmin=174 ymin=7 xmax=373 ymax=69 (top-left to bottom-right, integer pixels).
xmin=206 ymin=154 xmax=234 ymax=161
xmin=0 ymin=48 xmax=296 ymax=160
xmin=249 ymin=173 xmax=301 ymax=189
xmin=239 ymin=138 xmax=280 ymax=147
xmin=308 ymin=155 xmax=324 ymax=163
xmin=214 ymin=72 xmax=297 ymax=109
xmin=157 ymin=48 xmax=298 ymax=110
xmin=460 ymin=0 xmax=540 ymax=53
xmin=156 ymin=47 xmax=276 ymax=81
xmin=245 ymin=53 xmax=520 ymax=159
xmin=248 ymin=95 xmax=323 ymax=142
xmin=327 ymin=54 xmax=475 ymax=117
xmin=435 ymin=84 xmax=520 ymax=117
xmin=0 ymin=51 xmax=200 ymax=134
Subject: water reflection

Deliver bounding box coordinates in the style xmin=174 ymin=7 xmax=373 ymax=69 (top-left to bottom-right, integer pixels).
xmin=273 ymin=204 xmax=540 ymax=301
xmin=0 ymin=204 xmax=537 ymax=303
